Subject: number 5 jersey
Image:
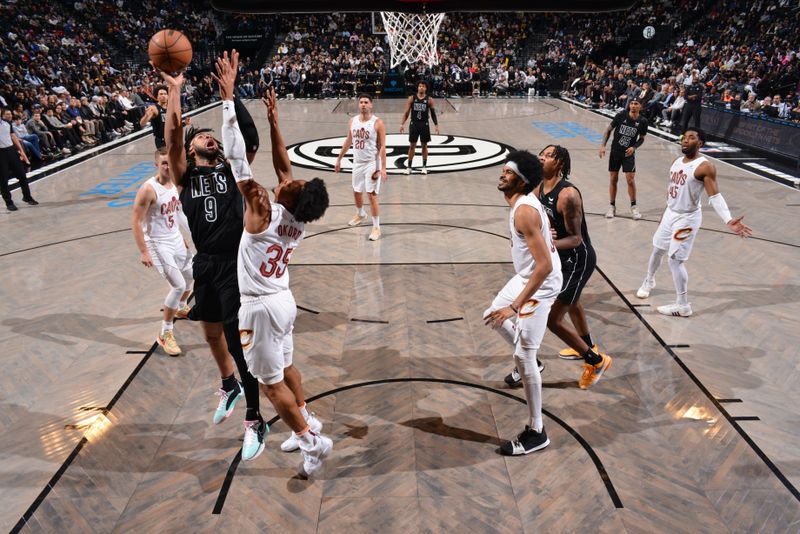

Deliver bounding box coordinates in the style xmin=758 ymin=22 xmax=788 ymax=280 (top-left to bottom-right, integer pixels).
xmin=238 ymin=202 xmax=304 ymax=296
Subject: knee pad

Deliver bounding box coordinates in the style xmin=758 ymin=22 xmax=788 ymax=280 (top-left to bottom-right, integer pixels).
xmin=164 ymin=285 xmax=183 ymax=310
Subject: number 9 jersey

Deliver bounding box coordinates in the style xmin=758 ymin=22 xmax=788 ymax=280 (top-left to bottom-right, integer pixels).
xmin=238 ymin=202 xmax=305 ymax=296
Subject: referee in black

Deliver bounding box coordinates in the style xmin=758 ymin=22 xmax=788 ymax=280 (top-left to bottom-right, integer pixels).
xmin=400 ymin=80 xmax=439 ymax=175
xmin=1 ymin=108 xmax=37 ymax=211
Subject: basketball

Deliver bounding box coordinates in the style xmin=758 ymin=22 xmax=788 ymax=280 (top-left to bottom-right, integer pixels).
xmin=148 ymin=29 xmax=193 ymax=73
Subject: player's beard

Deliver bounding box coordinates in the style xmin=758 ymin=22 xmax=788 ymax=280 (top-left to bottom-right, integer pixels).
xmin=680 ymin=144 xmax=696 ymax=156
xmin=195 ymin=145 xmax=218 ymax=161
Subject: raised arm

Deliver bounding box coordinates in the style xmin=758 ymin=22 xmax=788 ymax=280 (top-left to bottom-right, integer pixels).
xmin=263 ymin=87 xmax=293 ymax=184
xmin=335 ymin=118 xmax=353 ymax=173
xmin=158 ymin=68 xmax=187 ymax=185
xmin=399 ymin=95 xmax=413 ymax=133
xmin=139 ymin=104 xmax=158 ymax=128
xmin=131 ymin=183 xmax=156 ymax=267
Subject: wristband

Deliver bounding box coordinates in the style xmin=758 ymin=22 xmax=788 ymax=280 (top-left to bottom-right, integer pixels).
xmin=510 ymin=304 xmax=518 ymax=313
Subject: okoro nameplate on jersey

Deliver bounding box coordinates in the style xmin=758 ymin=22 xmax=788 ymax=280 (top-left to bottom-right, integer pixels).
xmin=287 ymin=134 xmax=514 ymax=174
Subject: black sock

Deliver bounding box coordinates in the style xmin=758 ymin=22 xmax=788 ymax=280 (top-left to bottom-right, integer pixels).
xmin=584 ymin=348 xmax=602 ymax=366
xmin=609 ymin=201 xmax=615 ymax=207
xmin=407 ymin=159 xmax=413 ymax=168
xmin=422 ymin=157 xmax=427 ymax=167
xmin=631 ymin=200 xmax=637 ymax=207
xmin=221 ymin=374 xmax=238 ymax=393
xmin=245 ymin=408 xmax=262 ymax=422
xmin=581 ymin=334 xmax=593 ymax=348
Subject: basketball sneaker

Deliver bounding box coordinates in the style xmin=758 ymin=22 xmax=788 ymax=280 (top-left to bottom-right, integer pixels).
xmin=369 ymin=227 xmax=381 ymax=241
xmin=605 ymin=206 xmax=616 ymax=218
xmin=503 ymin=359 xmax=545 ymax=388
xmin=420 ymin=167 xmax=428 ymax=175
xmin=499 ymin=425 xmax=549 ymax=456
xmin=241 ymin=419 xmax=268 ymax=462
xmin=175 ymin=304 xmax=192 ymax=319
xmin=578 ymin=353 xmax=613 ymax=390
xmin=657 ymin=303 xmax=693 ymax=317
xmin=300 ymin=432 xmax=333 ymax=477
xmin=281 ymin=413 xmax=323 ymax=452
xmin=403 ymin=167 xmax=412 ymax=175
xmin=157 ymin=330 xmax=181 ymax=356
xmin=631 ymin=206 xmax=642 ymax=220
xmin=213 ymin=382 xmax=243 ymax=424
xmin=636 ymin=278 xmax=656 ymax=299
xmin=559 ymin=344 xmax=599 ymax=360
xmin=347 ymin=213 xmax=367 ymax=226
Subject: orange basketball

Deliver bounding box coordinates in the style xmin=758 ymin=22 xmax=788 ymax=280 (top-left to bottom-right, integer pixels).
xmin=148 ymin=29 xmax=193 ymax=73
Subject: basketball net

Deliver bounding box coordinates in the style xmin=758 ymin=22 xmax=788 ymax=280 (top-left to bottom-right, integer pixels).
xmin=380 ymin=11 xmax=445 ymax=68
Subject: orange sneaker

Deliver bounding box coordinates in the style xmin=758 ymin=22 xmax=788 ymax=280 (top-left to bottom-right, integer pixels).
xmin=578 ymin=353 xmax=612 ymax=389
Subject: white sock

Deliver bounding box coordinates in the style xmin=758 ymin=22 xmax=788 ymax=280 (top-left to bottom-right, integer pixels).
xmin=372 ymin=216 xmax=380 ymax=228
xmin=646 ymin=247 xmax=666 ymax=281
xmin=299 ymin=403 xmax=309 ymax=420
xmin=668 ymin=257 xmax=689 ymax=305
xmin=162 ymin=320 xmax=173 ymax=333
xmin=515 ymin=350 xmax=543 ymax=432
xmin=358 ymin=207 xmax=366 ymax=217
xmin=299 ymin=428 xmax=315 ymax=447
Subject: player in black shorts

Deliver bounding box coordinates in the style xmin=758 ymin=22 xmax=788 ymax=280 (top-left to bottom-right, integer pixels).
xmin=506 ymin=145 xmax=612 ymax=390
xmin=158 ymin=64 xmax=267 ymax=461
xmin=599 ymin=98 xmax=648 ymax=220
xmin=400 ymin=80 xmax=439 ymax=175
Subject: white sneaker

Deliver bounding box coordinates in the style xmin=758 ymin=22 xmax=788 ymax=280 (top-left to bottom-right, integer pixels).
xmin=403 ymin=167 xmax=411 ymax=175
xmin=631 ymin=206 xmax=642 ymax=220
xmin=347 ymin=213 xmax=367 ymax=226
xmin=281 ymin=413 xmax=323 ymax=452
xmin=657 ymin=303 xmax=693 ymax=317
xmin=605 ymin=206 xmax=616 ymax=218
xmin=420 ymin=167 xmax=428 ymax=175
xmin=369 ymin=227 xmax=381 ymax=241
xmin=636 ymin=278 xmax=655 ymax=299
xmin=300 ymin=433 xmax=333 ymax=477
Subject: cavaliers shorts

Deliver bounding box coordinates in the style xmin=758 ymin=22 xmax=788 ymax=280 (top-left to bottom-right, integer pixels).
xmin=557 ymin=244 xmax=597 ymax=305
xmin=352 ymin=160 xmax=382 ymax=194
xmin=238 ymin=291 xmax=297 ymax=385
xmin=608 ymin=150 xmax=636 ymax=173
xmin=409 ymin=122 xmax=431 ymax=144
xmin=483 ymin=274 xmax=558 ymax=352
xmin=189 ymin=253 xmax=240 ymax=324
xmin=652 ymin=207 xmax=702 ymax=261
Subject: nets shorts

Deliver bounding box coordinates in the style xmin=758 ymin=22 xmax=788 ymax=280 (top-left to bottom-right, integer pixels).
xmin=238 ymin=291 xmax=297 ymax=385
xmin=484 ymin=274 xmax=556 ymax=352
xmin=608 ymin=150 xmax=636 ymax=173
xmin=352 ymin=160 xmax=382 ymax=194
xmin=652 ymin=207 xmax=702 ymax=261
xmin=189 ymin=253 xmax=240 ymax=324
xmin=409 ymin=122 xmax=431 ymax=144
xmin=557 ymin=245 xmax=596 ymax=305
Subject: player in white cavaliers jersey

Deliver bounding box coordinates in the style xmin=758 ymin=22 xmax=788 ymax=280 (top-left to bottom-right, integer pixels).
xmin=131 ymin=149 xmax=193 ymax=356
xmin=215 ymin=53 xmax=332 ymax=474
xmin=335 ymin=93 xmax=387 ymax=241
xmin=636 ymin=127 xmax=752 ymax=316
xmin=483 ymin=150 xmax=563 ymax=456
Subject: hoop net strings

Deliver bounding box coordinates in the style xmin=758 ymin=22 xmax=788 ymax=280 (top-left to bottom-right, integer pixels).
xmin=380 ymin=12 xmax=445 ymax=68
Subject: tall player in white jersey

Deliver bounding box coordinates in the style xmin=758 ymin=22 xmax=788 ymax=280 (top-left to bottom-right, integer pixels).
xmin=484 ymin=150 xmax=562 ymax=456
xmin=212 ymin=53 xmax=332 ymax=475
xmin=131 ymin=149 xmax=193 ymax=356
xmin=335 ymin=93 xmax=387 ymax=241
xmin=636 ymin=127 xmax=752 ymax=316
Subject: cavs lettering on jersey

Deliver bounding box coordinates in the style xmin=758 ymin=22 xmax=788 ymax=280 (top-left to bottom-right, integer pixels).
xmin=509 ymin=194 xmax=562 ymax=300
xmin=238 ymin=202 xmax=305 ymax=296
xmin=667 ymin=156 xmax=707 ymax=213
xmin=144 ymin=177 xmax=183 ymax=244
xmin=351 ymin=115 xmax=379 ymax=164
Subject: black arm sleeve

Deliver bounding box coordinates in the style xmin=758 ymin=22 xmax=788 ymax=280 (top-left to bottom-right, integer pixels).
xmin=429 ymin=105 xmax=438 ymax=126
xmin=234 ymin=96 xmax=259 ymax=154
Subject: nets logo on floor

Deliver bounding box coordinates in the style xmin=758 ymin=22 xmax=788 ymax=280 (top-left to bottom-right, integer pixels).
xmin=287 ymin=134 xmax=514 ymax=174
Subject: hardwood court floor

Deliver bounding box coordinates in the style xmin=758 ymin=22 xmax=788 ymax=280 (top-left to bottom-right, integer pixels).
xmin=1 ymin=98 xmax=798 ymax=533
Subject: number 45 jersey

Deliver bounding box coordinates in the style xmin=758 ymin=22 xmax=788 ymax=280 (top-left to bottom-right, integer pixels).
xmin=238 ymin=202 xmax=304 ymax=297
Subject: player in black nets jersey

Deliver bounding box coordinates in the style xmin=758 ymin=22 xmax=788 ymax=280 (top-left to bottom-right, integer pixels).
xmin=400 ymin=80 xmax=439 ymax=175
xmin=505 ymin=145 xmax=612 ymax=390
xmin=140 ymin=85 xmax=168 ymax=149
xmin=157 ymin=58 xmax=268 ymax=462
xmin=599 ymin=98 xmax=648 ymax=220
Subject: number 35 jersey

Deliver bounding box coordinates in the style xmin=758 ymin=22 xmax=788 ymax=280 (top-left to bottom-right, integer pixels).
xmin=238 ymin=202 xmax=305 ymax=297
xmin=179 ymin=162 xmax=244 ymax=256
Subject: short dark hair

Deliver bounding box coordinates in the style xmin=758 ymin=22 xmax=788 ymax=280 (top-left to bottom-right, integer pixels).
xmin=357 ymin=93 xmax=372 ymax=102
xmin=417 ymin=80 xmax=429 ymax=91
xmin=505 ymin=150 xmax=543 ymax=194
xmin=293 ymin=178 xmax=329 ymax=223
xmin=155 ymin=85 xmax=168 ymax=96
xmin=684 ymin=126 xmax=706 ymax=144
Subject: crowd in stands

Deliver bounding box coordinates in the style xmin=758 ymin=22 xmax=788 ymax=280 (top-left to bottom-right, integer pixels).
xmin=2 ymin=0 xmax=799 ymax=171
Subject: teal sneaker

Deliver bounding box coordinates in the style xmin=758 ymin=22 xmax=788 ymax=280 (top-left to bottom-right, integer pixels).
xmin=213 ymin=382 xmax=243 ymax=425
xmin=242 ymin=419 xmax=268 ymax=462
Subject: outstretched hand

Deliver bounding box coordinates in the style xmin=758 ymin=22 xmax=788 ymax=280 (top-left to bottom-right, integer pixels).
xmin=262 ymin=87 xmax=278 ymax=124
xmin=210 ymin=49 xmax=239 ymax=101
xmin=150 ymin=61 xmax=184 ymax=89
xmin=727 ymin=215 xmax=753 ymax=238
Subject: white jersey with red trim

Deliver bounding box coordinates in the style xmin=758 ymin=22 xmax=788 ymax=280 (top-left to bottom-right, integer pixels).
xmin=509 ymin=194 xmax=562 ymax=299
xmin=350 ymin=114 xmax=380 ymax=165
xmin=143 ymin=177 xmax=183 ymax=244
xmin=237 ymin=202 xmax=305 ymax=297
xmin=666 ymin=156 xmax=708 ymax=213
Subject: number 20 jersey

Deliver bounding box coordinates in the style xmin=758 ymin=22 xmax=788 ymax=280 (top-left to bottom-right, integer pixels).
xmin=238 ymin=202 xmax=305 ymax=297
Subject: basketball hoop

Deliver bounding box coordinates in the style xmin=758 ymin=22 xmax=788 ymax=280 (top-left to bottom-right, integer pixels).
xmin=380 ymin=11 xmax=445 ymax=68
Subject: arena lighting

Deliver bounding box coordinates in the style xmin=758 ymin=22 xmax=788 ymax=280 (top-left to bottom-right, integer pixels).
xmin=210 ymin=0 xmax=637 ymax=13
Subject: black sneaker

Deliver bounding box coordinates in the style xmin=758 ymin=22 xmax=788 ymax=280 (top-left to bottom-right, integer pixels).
xmin=6 ymin=203 xmax=18 ymax=212
xmin=503 ymin=360 xmax=545 ymax=388
xmin=23 ymin=197 xmax=39 ymax=206
xmin=500 ymin=426 xmax=549 ymax=456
